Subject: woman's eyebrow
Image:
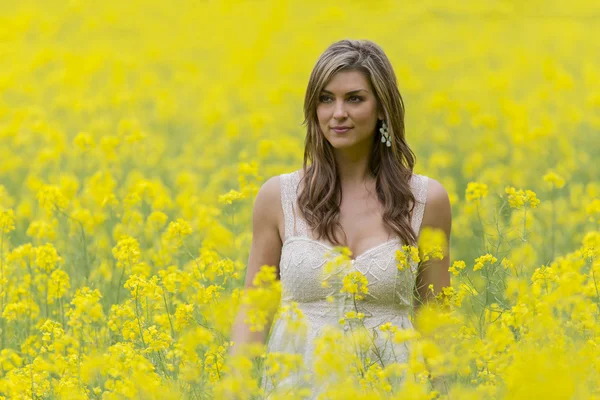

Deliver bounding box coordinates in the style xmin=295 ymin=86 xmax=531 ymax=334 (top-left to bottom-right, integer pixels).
xmin=320 ymin=89 xmax=369 ymax=95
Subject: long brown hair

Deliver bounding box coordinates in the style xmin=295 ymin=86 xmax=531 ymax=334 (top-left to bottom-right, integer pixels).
xmin=297 ymin=39 xmax=420 ymax=247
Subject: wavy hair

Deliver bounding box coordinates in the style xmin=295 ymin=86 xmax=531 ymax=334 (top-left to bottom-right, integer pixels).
xmin=297 ymin=39 xmax=420 ymax=247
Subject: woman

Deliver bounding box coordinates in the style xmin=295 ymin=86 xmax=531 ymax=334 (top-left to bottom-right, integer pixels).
xmin=230 ymin=39 xmax=452 ymax=397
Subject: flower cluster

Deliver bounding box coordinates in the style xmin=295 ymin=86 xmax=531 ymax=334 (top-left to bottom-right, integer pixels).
xmin=0 ymin=1 xmax=597 ymax=399
xmin=340 ymin=271 xmax=369 ymax=300
xmin=505 ymin=186 xmax=541 ymax=209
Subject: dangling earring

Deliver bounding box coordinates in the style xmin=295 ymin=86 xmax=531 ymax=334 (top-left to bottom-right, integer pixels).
xmin=379 ymin=120 xmax=391 ymax=147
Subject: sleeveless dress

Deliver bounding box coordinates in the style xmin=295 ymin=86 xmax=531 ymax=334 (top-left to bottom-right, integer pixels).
xmin=260 ymin=169 xmax=429 ymax=398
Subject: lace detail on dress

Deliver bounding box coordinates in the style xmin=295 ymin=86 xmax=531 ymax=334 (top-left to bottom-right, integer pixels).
xmin=291 ymin=171 xmax=309 ymax=237
xmin=280 ymin=173 xmax=295 ymax=240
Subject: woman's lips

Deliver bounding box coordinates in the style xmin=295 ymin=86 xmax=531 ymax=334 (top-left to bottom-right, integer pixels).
xmin=332 ymin=127 xmax=352 ymax=133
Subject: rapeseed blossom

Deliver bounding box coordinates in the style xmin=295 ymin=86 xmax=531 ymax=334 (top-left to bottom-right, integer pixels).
xmin=473 ymin=254 xmax=498 ymax=271
xmin=448 ymin=260 xmax=466 ymax=276
xmin=37 ymin=185 xmax=69 ymax=214
xmin=113 ymin=235 xmax=142 ymax=269
xmin=465 ymin=182 xmax=488 ymax=203
xmin=543 ymin=170 xmax=566 ymax=189
xmin=396 ymin=245 xmax=420 ymax=271
xmin=340 ymin=271 xmax=369 ymax=300
xmin=218 ymin=189 xmax=246 ymax=205
xmin=0 ymin=1 xmax=597 ymax=398
xmin=35 ymin=243 xmax=63 ymax=273
xmin=0 ymin=209 xmax=16 ymax=233
xmin=505 ymin=186 xmax=541 ymax=209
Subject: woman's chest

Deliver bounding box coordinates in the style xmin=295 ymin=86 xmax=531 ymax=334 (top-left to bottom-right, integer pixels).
xmin=313 ymin=197 xmax=398 ymax=259
xmin=279 ymin=237 xmax=415 ymax=304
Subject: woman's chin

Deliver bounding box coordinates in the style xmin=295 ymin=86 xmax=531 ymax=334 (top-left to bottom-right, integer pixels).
xmin=327 ymin=135 xmax=372 ymax=149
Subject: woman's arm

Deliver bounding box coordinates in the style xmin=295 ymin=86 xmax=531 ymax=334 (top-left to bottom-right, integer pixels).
xmin=229 ymin=176 xmax=283 ymax=357
xmin=412 ymin=178 xmax=452 ymax=395
xmin=413 ymin=177 xmax=452 ymax=316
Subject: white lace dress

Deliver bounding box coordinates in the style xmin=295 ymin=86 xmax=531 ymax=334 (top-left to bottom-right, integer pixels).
xmin=260 ymin=169 xmax=429 ymax=398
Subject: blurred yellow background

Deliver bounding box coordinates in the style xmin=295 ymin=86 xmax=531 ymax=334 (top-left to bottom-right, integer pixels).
xmin=0 ymin=1 xmax=599 ymax=398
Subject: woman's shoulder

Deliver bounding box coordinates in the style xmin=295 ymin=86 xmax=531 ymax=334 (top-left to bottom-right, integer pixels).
xmin=260 ymin=169 xmax=301 ymax=200
xmin=255 ymin=175 xmax=282 ymax=204
xmin=274 ymin=168 xmax=302 ymax=179
xmin=409 ymin=172 xmax=429 ymax=189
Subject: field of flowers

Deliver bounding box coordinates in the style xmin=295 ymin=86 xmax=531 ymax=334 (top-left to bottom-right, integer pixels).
xmin=0 ymin=0 xmax=599 ymax=398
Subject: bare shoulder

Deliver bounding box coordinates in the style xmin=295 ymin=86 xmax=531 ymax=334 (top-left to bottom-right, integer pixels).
xmin=421 ymin=177 xmax=452 ymax=231
xmin=255 ymin=174 xmax=281 ymax=202
xmin=253 ymin=175 xmax=283 ymax=231
xmin=244 ymin=174 xmax=285 ymax=285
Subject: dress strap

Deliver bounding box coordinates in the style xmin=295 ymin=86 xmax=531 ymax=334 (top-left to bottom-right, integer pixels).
xmin=409 ymin=174 xmax=429 ymax=244
xmin=279 ymin=170 xmax=308 ymax=241
xmin=280 ymin=173 xmax=295 ymax=241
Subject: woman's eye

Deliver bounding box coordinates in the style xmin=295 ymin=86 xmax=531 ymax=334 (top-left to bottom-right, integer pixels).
xmin=319 ymin=95 xmax=363 ymax=103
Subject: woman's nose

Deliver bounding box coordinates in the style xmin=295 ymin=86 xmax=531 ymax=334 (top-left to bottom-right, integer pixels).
xmin=333 ymin=100 xmax=348 ymax=119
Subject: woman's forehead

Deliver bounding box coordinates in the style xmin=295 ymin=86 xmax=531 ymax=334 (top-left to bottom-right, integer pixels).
xmin=323 ymin=70 xmax=371 ymax=92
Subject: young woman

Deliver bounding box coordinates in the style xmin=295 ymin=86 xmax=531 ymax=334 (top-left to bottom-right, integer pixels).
xmin=231 ymin=39 xmax=452 ymax=397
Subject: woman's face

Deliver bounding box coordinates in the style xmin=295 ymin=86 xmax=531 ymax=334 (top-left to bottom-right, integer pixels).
xmin=316 ymin=69 xmax=383 ymax=151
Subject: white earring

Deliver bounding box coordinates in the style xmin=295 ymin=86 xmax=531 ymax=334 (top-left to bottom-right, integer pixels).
xmin=379 ymin=120 xmax=391 ymax=147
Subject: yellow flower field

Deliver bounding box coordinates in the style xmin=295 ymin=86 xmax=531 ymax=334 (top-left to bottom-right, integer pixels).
xmin=0 ymin=0 xmax=599 ymax=398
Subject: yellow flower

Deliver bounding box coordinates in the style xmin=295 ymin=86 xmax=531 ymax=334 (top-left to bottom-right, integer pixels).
xmin=448 ymin=260 xmax=466 ymax=276
xmin=502 ymin=258 xmax=515 ymax=271
xmin=158 ymin=265 xmax=185 ymax=293
xmin=379 ymin=322 xmax=398 ymax=340
xmin=418 ymin=226 xmax=446 ymax=263
xmin=343 ymin=310 xmax=365 ymax=321
xmin=162 ymin=218 xmax=193 ymax=250
xmin=174 ymin=304 xmax=195 ymax=332
xmin=124 ymin=274 xmax=163 ymax=301
xmin=165 ymin=218 xmax=193 ymax=239
xmin=251 ymin=265 xmax=278 ymax=287
xmin=473 ymin=254 xmax=498 ymax=271
xmin=379 ymin=322 xmax=397 ymax=333
xmin=217 ymin=189 xmax=246 ymax=205
xmin=586 ymin=199 xmax=600 ymax=224
xmin=142 ymin=325 xmax=173 ymax=353
xmin=146 ymin=211 xmax=169 ymax=232
xmin=392 ymin=328 xmax=421 ymax=344
xmin=26 ymin=218 xmax=58 ymax=241
xmin=0 ymin=209 xmax=16 ymax=234
xmin=340 ymin=271 xmax=369 ymax=300
xmin=37 ymin=185 xmax=69 ymax=214
xmin=396 ymin=248 xmax=409 ymax=271
xmin=66 ymin=287 xmax=105 ymax=330
xmin=73 ymin=132 xmax=96 ymax=152
xmin=112 ymin=234 xmax=141 ymax=269
xmin=2 ymin=300 xmax=40 ymax=322
xmin=505 ymin=186 xmax=541 ymax=209
xmin=582 ymin=231 xmax=600 ymax=260
xmin=543 ymin=170 xmax=566 ymax=189
xmin=35 ymin=243 xmax=63 ymax=274
xmin=242 ymin=266 xmax=281 ymax=332
xmin=47 ymin=269 xmax=71 ymax=304
xmin=465 ymin=182 xmax=489 ymax=202
xmin=396 ymin=244 xmax=420 ymax=271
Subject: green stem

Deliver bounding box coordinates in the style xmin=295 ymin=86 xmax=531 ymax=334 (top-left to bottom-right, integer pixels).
xmin=134 ymin=286 xmax=146 ymax=348
xmin=162 ymin=288 xmax=176 ymax=340
xmin=550 ymin=187 xmax=556 ymax=261
xmin=522 ymin=208 xmax=528 ymax=242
